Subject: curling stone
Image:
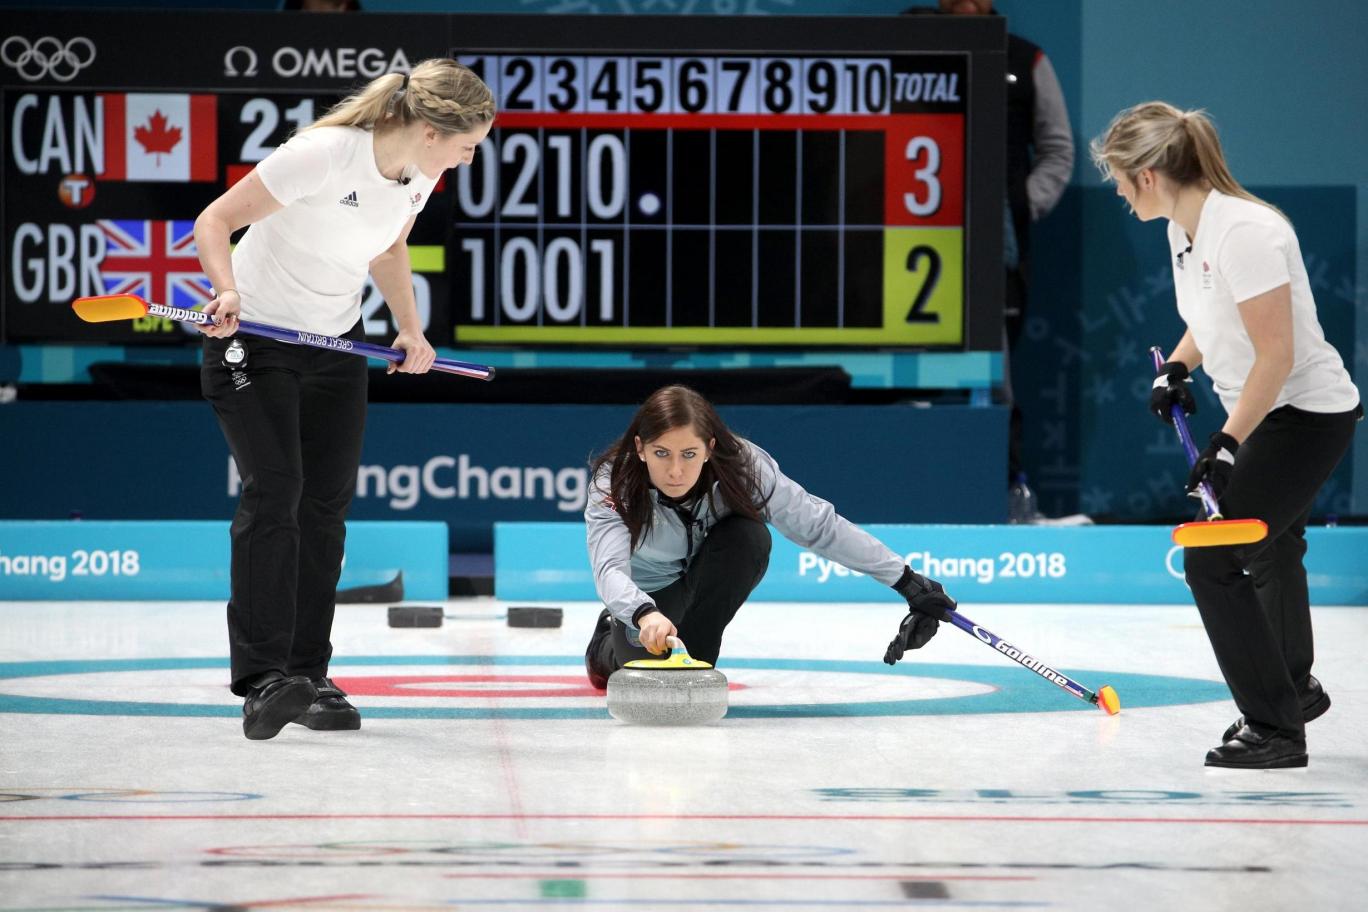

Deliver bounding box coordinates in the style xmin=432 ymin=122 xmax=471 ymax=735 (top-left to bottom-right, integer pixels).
xmin=507 ymin=606 xmax=563 ymax=628
xmin=387 ymin=605 xmax=443 ymax=628
xmin=606 ymin=636 xmax=728 ymax=726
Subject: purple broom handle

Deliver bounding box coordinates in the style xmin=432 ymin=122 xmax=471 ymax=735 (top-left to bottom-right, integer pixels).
xmin=145 ymin=302 xmax=494 ymax=380
xmin=1150 ymin=346 xmax=1221 ymax=519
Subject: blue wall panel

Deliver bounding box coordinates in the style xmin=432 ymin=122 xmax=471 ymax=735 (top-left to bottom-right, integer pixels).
xmin=497 ymin=521 xmax=1368 ymax=606
xmin=0 ymin=519 xmax=447 ymax=600
xmin=0 ymin=402 xmax=1007 ymax=551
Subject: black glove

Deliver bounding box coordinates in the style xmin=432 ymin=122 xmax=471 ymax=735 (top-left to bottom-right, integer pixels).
xmin=884 ymin=567 xmax=955 ymax=665
xmin=1186 ymin=431 xmax=1239 ymax=505
xmin=1150 ymin=361 xmax=1197 ymax=425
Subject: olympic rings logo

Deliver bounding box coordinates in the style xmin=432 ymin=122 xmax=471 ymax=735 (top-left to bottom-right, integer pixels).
xmin=1 ymin=36 xmax=97 ymax=83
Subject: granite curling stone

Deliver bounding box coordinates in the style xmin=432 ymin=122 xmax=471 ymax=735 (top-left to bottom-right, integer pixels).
xmin=606 ymin=637 xmax=728 ymax=725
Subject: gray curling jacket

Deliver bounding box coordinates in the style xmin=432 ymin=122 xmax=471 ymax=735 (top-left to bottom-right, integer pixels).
xmin=585 ymin=439 xmax=905 ymax=626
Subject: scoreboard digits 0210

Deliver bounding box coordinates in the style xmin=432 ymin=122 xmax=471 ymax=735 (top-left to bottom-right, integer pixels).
xmin=449 ymin=30 xmax=993 ymax=349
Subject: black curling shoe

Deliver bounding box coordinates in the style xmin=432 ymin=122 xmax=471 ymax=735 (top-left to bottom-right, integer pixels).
xmin=1205 ymin=724 xmax=1308 ymax=769
xmin=293 ymin=676 xmax=361 ymax=731
xmin=1222 ymin=675 xmax=1330 ymax=743
xmin=242 ymin=673 xmax=317 ymax=741
xmin=584 ymin=609 xmax=613 ymax=691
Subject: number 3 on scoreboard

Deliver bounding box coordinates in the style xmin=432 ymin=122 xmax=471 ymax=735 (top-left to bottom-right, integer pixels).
xmin=903 ymin=136 xmax=941 ymax=217
xmin=883 ymin=118 xmax=962 ymax=229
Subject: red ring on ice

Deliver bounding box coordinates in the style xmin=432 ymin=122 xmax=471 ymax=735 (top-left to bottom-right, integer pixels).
xmin=333 ymin=675 xmax=748 ymax=700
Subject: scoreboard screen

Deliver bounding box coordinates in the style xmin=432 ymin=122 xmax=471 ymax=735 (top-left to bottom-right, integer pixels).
xmin=454 ymin=51 xmax=968 ymax=347
xmin=1 ymin=11 xmax=1004 ymax=352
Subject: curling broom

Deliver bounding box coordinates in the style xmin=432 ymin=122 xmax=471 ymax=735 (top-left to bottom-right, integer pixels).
xmin=1150 ymin=347 xmax=1266 ymax=548
xmin=71 ymin=293 xmax=494 ymax=381
xmin=943 ymin=606 xmax=1121 ymax=715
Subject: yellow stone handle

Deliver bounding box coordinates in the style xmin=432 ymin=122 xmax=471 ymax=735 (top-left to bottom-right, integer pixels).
xmin=623 ymin=636 xmax=714 ymax=670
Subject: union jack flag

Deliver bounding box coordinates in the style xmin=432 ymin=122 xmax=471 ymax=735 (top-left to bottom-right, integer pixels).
xmin=98 ymin=219 xmax=215 ymax=310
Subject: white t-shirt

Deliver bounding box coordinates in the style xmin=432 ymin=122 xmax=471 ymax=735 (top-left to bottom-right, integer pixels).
xmin=231 ymin=126 xmax=436 ymax=337
xmin=1168 ymin=190 xmax=1359 ymax=415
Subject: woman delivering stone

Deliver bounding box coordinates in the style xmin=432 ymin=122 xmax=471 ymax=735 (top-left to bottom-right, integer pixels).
xmin=583 ymin=384 xmax=955 ymax=687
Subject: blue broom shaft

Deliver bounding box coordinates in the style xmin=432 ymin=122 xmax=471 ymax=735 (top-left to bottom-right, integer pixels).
xmin=1149 ymin=346 xmax=1221 ymax=518
xmin=942 ymin=607 xmax=1098 ymax=705
xmin=145 ymin=302 xmax=493 ymax=380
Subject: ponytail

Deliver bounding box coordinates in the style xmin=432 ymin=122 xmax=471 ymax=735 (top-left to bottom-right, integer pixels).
xmin=305 ymin=72 xmax=406 ymax=133
xmin=1090 ymin=101 xmax=1285 ymax=221
xmin=1180 ymin=112 xmax=1283 ymax=218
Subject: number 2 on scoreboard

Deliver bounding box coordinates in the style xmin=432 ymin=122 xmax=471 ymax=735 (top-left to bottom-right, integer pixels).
xmin=881 ymin=228 xmax=963 ymax=345
xmin=904 ymin=245 xmax=941 ymax=323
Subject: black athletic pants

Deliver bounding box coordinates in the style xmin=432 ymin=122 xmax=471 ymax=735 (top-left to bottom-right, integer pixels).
xmin=592 ymin=516 xmax=771 ymax=672
xmin=1183 ymin=403 xmax=1360 ymax=737
xmin=201 ymin=324 xmax=368 ymax=697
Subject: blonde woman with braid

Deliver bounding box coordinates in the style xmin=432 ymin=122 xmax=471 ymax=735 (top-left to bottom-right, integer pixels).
xmin=193 ymin=60 xmax=495 ymax=740
xmin=1091 ymin=102 xmax=1360 ymax=769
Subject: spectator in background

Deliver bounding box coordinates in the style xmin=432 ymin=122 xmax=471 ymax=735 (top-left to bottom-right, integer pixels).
xmin=905 ymin=1 xmax=1074 ymax=498
xmin=282 ymin=0 xmax=363 ymax=11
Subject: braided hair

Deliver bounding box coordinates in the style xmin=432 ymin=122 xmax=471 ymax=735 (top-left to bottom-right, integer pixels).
xmin=304 ymin=58 xmax=495 ymax=136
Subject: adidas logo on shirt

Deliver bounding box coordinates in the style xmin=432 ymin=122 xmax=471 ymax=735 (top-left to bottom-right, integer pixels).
xmin=339 ymin=190 xmax=359 ymax=208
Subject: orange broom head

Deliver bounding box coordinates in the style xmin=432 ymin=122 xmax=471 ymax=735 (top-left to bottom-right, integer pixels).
xmin=72 ymin=294 xmax=151 ymax=322
xmin=1097 ymin=685 xmax=1121 ymax=716
xmin=1172 ymin=518 xmax=1268 ymax=548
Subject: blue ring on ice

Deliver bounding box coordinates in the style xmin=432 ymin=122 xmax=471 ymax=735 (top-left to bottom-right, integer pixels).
xmin=0 ymin=656 xmax=1229 ymax=719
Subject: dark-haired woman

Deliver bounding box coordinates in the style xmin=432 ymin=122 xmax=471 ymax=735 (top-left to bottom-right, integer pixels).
xmin=194 ymin=59 xmax=495 ymax=739
xmin=1091 ymin=101 xmax=1360 ymax=769
xmin=583 ymin=385 xmax=956 ymax=687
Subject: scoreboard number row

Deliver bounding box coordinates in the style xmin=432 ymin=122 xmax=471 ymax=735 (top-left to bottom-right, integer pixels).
xmin=461 ymin=55 xmax=895 ymax=116
xmin=457 ymin=133 xmax=629 ymax=220
xmin=461 ymin=235 xmax=615 ymax=324
xmin=455 ymin=133 xmax=948 ymax=222
xmin=453 ymin=226 xmax=960 ymax=346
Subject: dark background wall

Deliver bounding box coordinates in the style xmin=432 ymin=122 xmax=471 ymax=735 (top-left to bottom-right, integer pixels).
xmin=2 ymin=0 xmax=1364 ymax=523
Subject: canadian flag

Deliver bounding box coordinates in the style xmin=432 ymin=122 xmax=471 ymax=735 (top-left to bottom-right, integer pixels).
xmin=99 ymin=93 xmax=217 ymax=182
